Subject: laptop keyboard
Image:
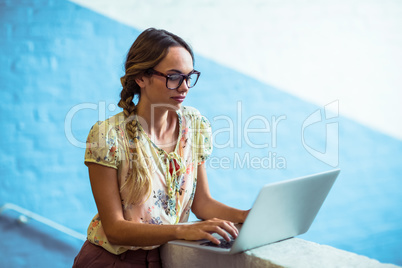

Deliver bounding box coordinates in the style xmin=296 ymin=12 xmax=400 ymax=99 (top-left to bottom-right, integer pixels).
xmin=200 ymin=238 xmax=235 ymax=249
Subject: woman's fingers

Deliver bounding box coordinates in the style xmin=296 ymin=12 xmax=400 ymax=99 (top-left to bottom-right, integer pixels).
xmin=216 ymin=218 xmax=239 ymax=238
xmin=212 ymin=221 xmax=237 ymax=242
xmin=203 ymin=232 xmax=221 ymax=245
xmin=194 ymin=218 xmax=239 ymax=244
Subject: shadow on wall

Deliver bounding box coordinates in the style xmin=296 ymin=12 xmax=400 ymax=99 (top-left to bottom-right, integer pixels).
xmin=0 ymin=0 xmax=401 ymax=266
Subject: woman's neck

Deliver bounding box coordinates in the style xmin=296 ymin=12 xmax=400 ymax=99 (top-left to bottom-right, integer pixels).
xmin=136 ymin=103 xmax=178 ymax=141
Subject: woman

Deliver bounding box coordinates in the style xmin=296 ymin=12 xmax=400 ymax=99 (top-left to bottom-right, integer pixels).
xmin=73 ymin=28 xmax=249 ymax=267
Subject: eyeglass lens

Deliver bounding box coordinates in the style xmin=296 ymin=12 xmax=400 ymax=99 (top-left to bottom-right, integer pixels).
xmin=167 ymin=73 xmax=198 ymax=89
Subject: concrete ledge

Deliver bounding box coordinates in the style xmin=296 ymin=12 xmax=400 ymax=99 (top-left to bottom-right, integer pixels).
xmin=161 ymin=238 xmax=400 ymax=268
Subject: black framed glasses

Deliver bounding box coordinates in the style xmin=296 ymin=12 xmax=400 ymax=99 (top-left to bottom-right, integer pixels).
xmin=147 ymin=69 xmax=201 ymax=90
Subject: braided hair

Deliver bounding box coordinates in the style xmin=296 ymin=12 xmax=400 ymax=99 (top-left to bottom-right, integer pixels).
xmin=117 ymin=28 xmax=194 ymax=207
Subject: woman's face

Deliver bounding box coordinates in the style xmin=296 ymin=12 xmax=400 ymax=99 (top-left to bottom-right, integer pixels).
xmin=138 ymin=46 xmax=194 ymax=111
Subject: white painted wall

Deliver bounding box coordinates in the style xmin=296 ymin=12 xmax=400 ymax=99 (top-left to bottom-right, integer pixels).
xmin=69 ymin=0 xmax=402 ymax=140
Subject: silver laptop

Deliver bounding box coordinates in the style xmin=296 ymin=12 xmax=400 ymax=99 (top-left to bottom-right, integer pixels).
xmin=168 ymin=169 xmax=340 ymax=254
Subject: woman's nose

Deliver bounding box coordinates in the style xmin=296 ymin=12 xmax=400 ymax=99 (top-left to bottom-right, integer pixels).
xmin=177 ymin=79 xmax=189 ymax=92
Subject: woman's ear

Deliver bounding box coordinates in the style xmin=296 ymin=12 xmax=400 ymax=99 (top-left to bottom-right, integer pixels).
xmin=135 ymin=75 xmax=146 ymax=88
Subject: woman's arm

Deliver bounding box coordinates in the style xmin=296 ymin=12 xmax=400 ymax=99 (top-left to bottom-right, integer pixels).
xmin=87 ymin=163 xmax=238 ymax=247
xmin=191 ymin=163 xmax=249 ymax=223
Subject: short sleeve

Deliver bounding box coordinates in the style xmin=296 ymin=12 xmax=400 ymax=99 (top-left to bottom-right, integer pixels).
xmin=84 ymin=120 xmax=121 ymax=169
xmin=195 ymin=115 xmax=213 ymax=165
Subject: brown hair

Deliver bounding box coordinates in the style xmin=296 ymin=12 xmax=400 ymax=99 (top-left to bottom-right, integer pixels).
xmin=118 ymin=28 xmax=194 ymax=207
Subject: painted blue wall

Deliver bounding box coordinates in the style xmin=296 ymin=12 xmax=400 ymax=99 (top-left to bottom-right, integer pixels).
xmin=0 ymin=0 xmax=401 ymax=266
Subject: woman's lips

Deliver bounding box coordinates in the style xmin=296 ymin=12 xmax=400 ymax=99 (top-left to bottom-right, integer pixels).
xmin=171 ymin=96 xmax=185 ymax=103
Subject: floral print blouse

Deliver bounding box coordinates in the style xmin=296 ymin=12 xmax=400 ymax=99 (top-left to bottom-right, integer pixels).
xmin=84 ymin=106 xmax=212 ymax=255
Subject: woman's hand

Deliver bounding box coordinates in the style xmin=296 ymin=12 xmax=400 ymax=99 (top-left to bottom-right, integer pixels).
xmin=176 ymin=218 xmax=239 ymax=245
